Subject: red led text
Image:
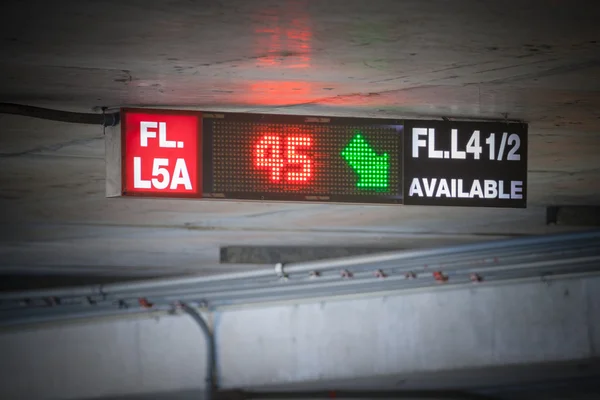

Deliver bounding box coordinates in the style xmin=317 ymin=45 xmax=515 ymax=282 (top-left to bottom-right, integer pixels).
xmin=254 ymin=135 xmax=313 ymax=183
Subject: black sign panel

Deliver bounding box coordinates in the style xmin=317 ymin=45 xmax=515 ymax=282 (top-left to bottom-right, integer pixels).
xmin=202 ymin=113 xmax=404 ymax=204
xmin=403 ymin=120 xmax=528 ymax=208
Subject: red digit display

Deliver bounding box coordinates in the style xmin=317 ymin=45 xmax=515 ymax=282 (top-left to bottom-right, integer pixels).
xmin=254 ymin=135 xmax=313 ymax=183
xmin=255 ymin=135 xmax=284 ymax=182
xmin=286 ymin=136 xmax=312 ymax=182
xmin=203 ymin=114 xmax=403 ymax=204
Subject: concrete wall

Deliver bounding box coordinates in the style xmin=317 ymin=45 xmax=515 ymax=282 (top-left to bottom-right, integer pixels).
xmin=1 ymin=276 xmax=599 ymax=400
xmin=0 ymin=315 xmax=208 ymax=400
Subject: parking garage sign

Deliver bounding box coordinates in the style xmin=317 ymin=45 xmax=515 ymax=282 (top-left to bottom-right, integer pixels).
xmin=121 ymin=109 xmax=202 ymax=197
xmin=114 ymin=109 xmax=528 ymax=208
xmin=403 ymin=120 xmax=528 ymax=208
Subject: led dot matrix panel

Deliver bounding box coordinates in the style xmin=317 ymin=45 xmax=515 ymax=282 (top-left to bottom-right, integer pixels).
xmin=202 ymin=113 xmax=403 ymax=203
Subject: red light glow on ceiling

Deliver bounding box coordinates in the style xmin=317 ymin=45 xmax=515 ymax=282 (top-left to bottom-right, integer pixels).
xmin=254 ymin=6 xmax=312 ymax=70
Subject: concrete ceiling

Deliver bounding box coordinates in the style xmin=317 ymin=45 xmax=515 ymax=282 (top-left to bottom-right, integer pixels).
xmin=0 ymin=0 xmax=599 ymax=281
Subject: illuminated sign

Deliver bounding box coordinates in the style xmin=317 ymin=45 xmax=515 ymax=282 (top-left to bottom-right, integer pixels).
xmin=121 ymin=109 xmax=202 ymax=197
xmin=201 ymin=113 xmax=403 ymax=204
xmin=403 ymin=120 xmax=528 ymax=208
xmin=117 ymin=109 xmax=528 ymax=208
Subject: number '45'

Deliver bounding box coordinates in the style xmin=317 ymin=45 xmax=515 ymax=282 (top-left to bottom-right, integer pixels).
xmin=254 ymin=135 xmax=313 ymax=183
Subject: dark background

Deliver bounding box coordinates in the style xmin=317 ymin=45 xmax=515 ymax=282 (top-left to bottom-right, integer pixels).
xmin=203 ymin=113 xmax=404 ymax=203
xmin=403 ymin=120 xmax=528 ymax=208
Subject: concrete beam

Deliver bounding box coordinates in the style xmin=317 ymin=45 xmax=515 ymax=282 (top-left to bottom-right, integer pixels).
xmin=220 ymin=246 xmax=403 ymax=264
xmin=547 ymin=206 xmax=600 ymax=226
xmin=219 ymin=237 xmax=512 ymax=264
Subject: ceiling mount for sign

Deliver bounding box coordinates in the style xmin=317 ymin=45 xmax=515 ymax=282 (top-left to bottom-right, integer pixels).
xmin=107 ymin=109 xmax=528 ymax=208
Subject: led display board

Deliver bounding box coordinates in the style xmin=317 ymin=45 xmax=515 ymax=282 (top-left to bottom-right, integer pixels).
xmin=201 ymin=113 xmax=403 ymax=203
xmin=118 ymin=109 xmax=528 ymax=208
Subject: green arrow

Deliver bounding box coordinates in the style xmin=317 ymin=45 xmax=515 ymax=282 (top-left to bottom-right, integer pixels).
xmin=341 ymin=133 xmax=389 ymax=189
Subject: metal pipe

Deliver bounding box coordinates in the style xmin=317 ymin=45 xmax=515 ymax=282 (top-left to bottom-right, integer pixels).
xmin=1 ymin=230 xmax=598 ymax=302
xmin=0 ymin=236 xmax=590 ymax=301
xmin=0 ymin=304 xmax=173 ymax=329
xmin=9 ymin=251 xmax=598 ymax=311
xmin=167 ymin=268 xmax=600 ymax=310
xmin=4 ymin=270 xmax=600 ymax=329
xmin=278 ymin=230 xmax=600 ymax=276
xmin=0 ymin=103 xmax=120 ymax=127
xmin=179 ymin=303 xmax=217 ymax=400
xmin=158 ymin=257 xmax=600 ymax=304
xmin=111 ymin=244 xmax=599 ymax=300
xmin=0 ymin=264 xmax=271 ymax=301
xmin=109 ymin=250 xmax=600 ymax=301
xmin=0 ymin=284 xmax=106 ymax=301
xmin=8 ymin=260 xmax=599 ymax=322
xmin=90 ymin=229 xmax=600 ymax=294
xmin=213 ymin=270 xmax=600 ymax=312
xmin=104 ymin=268 xmax=274 ymax=294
